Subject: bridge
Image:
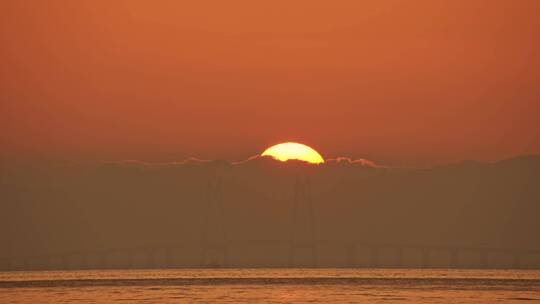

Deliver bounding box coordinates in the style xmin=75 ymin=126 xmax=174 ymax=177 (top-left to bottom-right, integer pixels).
xmin=1 ymin=239 xmax=538 ymax=271
xmin=1 ymin=174 xmax=539 ymax=271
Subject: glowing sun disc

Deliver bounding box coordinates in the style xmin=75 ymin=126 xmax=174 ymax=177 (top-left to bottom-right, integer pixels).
xmin=261 ymin=142 xmax=325 ymax=164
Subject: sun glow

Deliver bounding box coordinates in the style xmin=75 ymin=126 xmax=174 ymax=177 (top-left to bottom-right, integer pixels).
xmin=261 ymin=142 xmax=325 ymax=164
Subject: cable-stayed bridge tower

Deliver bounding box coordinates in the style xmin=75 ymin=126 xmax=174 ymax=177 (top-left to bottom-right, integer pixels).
xmin=200 ymin=173 xmax=228 ymax=266
xmin=289 ymin=175 xmax=318 ymax=267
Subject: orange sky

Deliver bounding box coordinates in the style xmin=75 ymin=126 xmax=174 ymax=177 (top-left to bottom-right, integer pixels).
xmin=1 ymin=0 xmax=539 ymax=166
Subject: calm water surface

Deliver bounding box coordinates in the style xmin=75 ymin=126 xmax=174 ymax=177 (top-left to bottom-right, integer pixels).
xmin=1 ymin=268 xmax=539 ymax=303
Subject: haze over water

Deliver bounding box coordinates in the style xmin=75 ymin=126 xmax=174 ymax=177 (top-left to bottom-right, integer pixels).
xmin=1 ymin=268 xmax=539 ymax=303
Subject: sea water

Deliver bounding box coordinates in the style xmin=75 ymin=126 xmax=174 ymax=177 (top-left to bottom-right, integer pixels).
xmin=1 ymin=268 xmax=539 ymax=303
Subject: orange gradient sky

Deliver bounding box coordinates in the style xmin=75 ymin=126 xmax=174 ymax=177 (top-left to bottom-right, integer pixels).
xmin=1 ymin=1 xmax=539 ymax=166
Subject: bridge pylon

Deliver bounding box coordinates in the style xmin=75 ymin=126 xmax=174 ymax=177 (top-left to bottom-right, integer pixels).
xmin=289 ymin=175 xmax=318 ymax=267
xmin=200 ymin=174 xmax=228 ymax=267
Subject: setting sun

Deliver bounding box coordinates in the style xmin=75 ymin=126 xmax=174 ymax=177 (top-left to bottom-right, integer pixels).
xmin=261 ymin=142 xmax=325 ymax=164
